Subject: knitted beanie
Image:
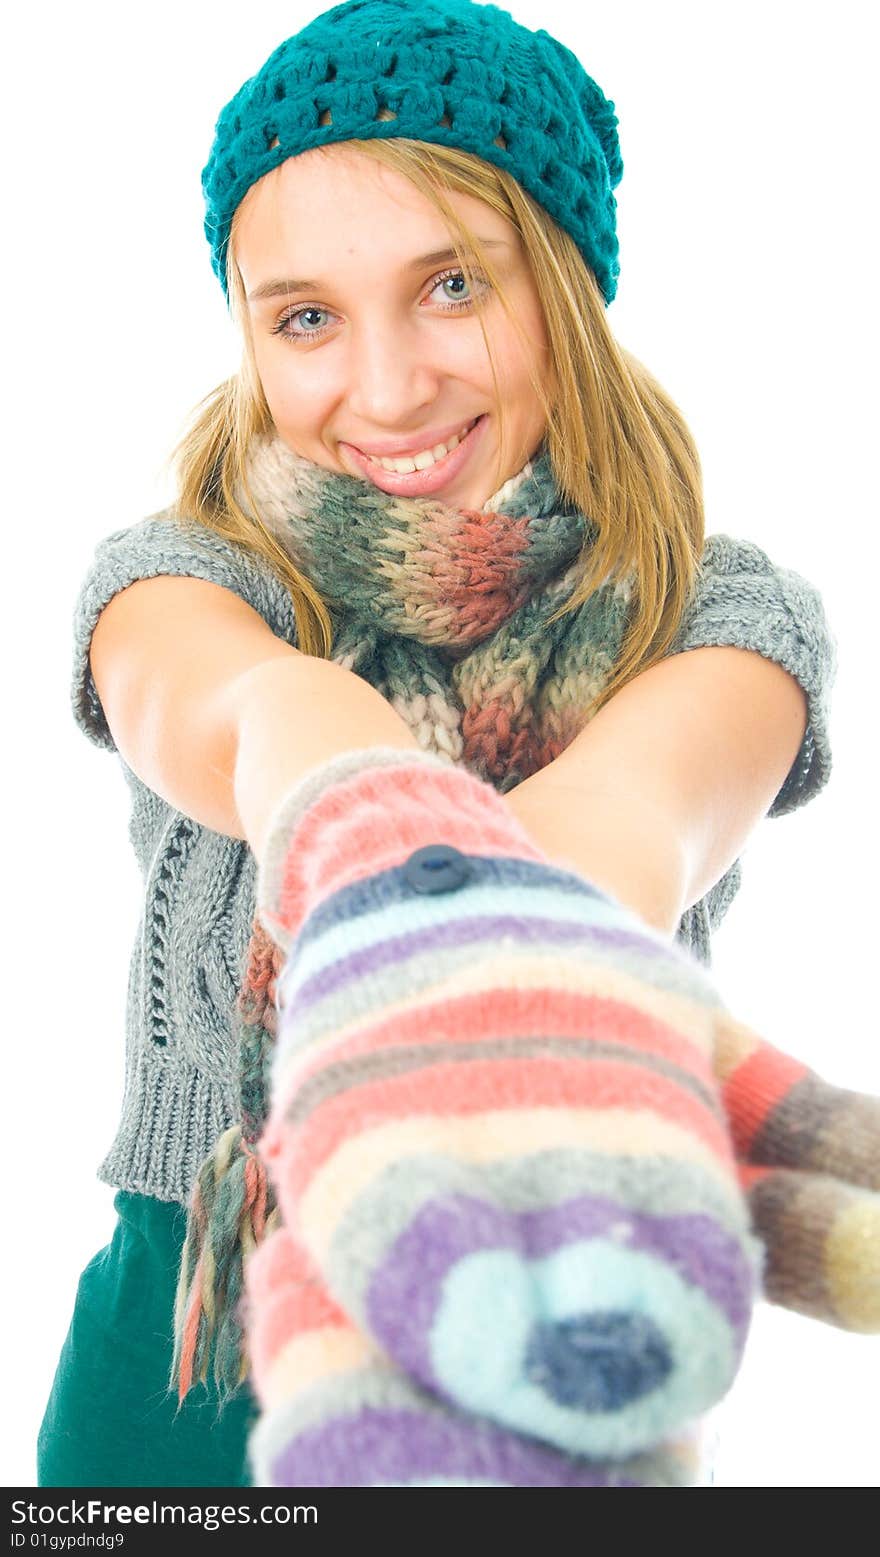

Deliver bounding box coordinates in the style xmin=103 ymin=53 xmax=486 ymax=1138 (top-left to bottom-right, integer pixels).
xmin=201 ymin=0 xmax=624 ymax=305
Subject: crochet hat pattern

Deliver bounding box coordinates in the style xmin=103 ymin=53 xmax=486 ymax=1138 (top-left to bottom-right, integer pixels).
xmin=201 ymin=0 xmax=624 ymax=305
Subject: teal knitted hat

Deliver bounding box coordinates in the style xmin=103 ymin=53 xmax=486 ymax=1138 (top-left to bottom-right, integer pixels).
xmin=202 ymin=0 xmax=623 ymax=306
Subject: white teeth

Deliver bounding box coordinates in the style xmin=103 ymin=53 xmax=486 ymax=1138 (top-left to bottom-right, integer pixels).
xmin=366 ymin=419 xmax=476 ymax=474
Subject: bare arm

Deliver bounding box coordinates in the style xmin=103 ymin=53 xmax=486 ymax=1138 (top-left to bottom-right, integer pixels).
xmin=505 ymin=645 xmax=809 ymax=935
xmin=92 ymin=580 xmax=805 ymax=938
xmin=229 ymin=655 xmax=422 ymax=860
xmin=505 ymin=780 xmax=691 ymax=937
xmin=89 ymin=575 xmax=421 ymax=852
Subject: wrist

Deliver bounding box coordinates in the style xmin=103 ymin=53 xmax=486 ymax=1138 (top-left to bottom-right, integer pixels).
xmin=503 ymin=781 xmax=690 ymax=938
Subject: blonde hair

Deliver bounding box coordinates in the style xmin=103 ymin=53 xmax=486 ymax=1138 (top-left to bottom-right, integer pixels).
xmin=168 ymin=133 xmax=705 ymax=714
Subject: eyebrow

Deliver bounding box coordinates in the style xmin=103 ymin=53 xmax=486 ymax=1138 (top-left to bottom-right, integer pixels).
xmin=246 ymin=240 xmax=510 ymax=303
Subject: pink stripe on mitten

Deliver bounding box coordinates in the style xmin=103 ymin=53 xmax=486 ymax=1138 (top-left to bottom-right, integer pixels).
xmin=257 ymin=744 xmax=546 ymax=954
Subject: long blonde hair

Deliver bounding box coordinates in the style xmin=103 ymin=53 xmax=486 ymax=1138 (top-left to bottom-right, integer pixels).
xmin=168 ymin=134 xmax=704 ymax=716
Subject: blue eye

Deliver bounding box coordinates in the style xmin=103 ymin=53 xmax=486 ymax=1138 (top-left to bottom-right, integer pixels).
xmin=270 ymin=265 xmax=490 ymax=344
xmin=434 ymin=269 xmax=472 ymax=304
xmin=270 ymin=305 xmax=332 ymax=343
xmin=425 ymin=266 xmax=491 ymax=310
xmin=292 ymin=306 xmax=329 ymax=334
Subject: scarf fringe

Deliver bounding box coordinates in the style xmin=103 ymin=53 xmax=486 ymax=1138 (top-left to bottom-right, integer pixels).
xmin=169 ymin=1124 xmax=280 ymax=1405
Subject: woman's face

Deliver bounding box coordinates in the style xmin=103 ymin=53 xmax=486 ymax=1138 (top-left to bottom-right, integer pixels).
xmin=234 ymin=145 xmax=552 ymax=510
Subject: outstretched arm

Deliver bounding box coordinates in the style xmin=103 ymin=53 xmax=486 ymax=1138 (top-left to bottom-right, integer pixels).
xmin=505 ymin=643 xmax=808 ymax=934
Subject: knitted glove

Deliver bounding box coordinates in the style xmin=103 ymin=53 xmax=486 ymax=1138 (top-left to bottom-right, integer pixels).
xmin=716 ymin=1010 xmax=880 ymax=1332
xmin=241 ymin=1219 xmax=712 ymax=1487
xmin=254 ymin=746 xmax=763 ymax=1461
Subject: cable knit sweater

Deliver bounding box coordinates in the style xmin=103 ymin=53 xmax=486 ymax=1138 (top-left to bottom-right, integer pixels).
xmin=70 ymin=510 xmax=837 ymax=1205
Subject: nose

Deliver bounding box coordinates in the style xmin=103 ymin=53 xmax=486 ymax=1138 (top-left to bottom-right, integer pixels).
xmin=345 ymin=315 xmax=440 ymax=428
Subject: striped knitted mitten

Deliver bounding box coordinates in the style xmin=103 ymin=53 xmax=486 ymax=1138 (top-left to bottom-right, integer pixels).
xmin=242 ymin=1220 xmax=711 ymax=1487
xmin=716 ymin=1013 xmax=880 ymax=1332
xmin=255 ymin=746 xmax=763 ymax=1460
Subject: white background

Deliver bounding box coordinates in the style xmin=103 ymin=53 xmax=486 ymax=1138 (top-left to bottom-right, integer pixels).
xmin=3 ymin=0 xmax=878 ymax=1489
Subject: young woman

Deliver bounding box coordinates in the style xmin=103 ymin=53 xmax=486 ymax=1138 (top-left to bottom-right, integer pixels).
xmin=39 ymin=0 xmax=879 ymax=1489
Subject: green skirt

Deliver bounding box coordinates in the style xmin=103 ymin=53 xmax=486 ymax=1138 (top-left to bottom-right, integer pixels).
xmin=37 ymin=1189 xmax=260 ymax=1487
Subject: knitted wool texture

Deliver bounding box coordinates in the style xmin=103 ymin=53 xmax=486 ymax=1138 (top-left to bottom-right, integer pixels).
xmin=245 ymin=1223 xmax=712 ymax=1486
xmin=236 ymin=433 xmax=627 ymax=791
xmin=170 ymin=435 xmax=880 ymax=1405
xmin=201 ymin=0 xmax=623 ymax=304
xmin=252 ymin=748 xmax=764 ymax=1465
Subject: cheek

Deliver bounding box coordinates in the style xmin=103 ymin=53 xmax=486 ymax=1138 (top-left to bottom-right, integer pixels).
xmin=489 ymin=299 xmax=544 ymax=377
xmin=493 ymin=336 xmax=546 ymax=416
xmin=508 ymin=310 xmax=552 ymax=410
xmin=255 ymin=346 xmax=324 ymax=428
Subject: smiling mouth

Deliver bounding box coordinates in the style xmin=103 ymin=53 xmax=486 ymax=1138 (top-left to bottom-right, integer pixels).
xmin=340 ymin=414 xmax=489 ymax=496
xmin=354 ymin=417 xmax=481 ymax=474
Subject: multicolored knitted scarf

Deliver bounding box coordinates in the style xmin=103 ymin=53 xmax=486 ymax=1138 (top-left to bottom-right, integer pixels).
xmin=240 ymin=431 xmax=628 ymax=788
xmin=170 ymin=432 xmax=880 ymax=1404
